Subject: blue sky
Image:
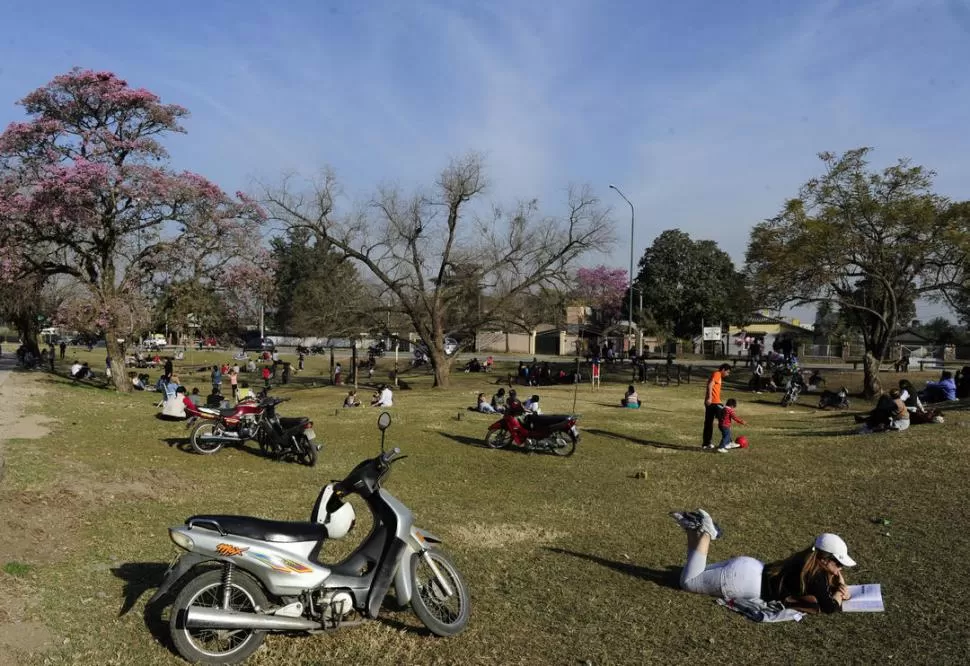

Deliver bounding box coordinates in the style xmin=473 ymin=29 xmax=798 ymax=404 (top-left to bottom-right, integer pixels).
xmin=2 ymin=0 xmax=968 ymax=320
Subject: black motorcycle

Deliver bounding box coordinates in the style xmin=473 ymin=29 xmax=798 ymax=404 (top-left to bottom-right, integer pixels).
xmin=368 ymin=342 xmax=386 ymax=358
xmin=256 ymin=397 xmax=320 ymax=466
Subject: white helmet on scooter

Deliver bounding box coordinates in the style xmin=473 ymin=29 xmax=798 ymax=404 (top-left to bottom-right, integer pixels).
xmin=311 ymin=484 xmax=357 ymax=539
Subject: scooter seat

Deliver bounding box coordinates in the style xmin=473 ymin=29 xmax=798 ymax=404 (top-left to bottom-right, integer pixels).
xmin=528 ymin=414 xmax=572 ymax=428
xmin=187 ymin=514 xmax=327 ymax=543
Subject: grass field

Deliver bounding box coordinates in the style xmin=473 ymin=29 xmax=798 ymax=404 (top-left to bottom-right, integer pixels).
xmin=2 ymin=349 xmax=969 ymax=665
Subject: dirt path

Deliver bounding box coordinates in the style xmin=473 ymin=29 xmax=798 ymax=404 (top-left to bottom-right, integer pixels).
xmin=0 ymin=360 xmax=57 ymax=664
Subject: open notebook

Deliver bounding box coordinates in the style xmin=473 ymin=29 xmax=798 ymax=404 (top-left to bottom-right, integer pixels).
xmin=841 ymin=584 xmax=884 ymax=612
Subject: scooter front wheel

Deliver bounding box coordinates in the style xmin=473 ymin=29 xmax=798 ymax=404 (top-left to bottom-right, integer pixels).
xmin=484 ymin=428 xmax=511 ymax=449
xmin=409 ymin=548 xmax=470 ymax=637
xmin=190 ymin=422 xmax=226 ymax=455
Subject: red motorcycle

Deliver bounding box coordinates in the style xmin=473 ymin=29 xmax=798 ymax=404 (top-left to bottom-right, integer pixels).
xmin=185 ymin=397 xmax=264 ymax=455
xmin=484 ymin=405 xmax=579 ymax=456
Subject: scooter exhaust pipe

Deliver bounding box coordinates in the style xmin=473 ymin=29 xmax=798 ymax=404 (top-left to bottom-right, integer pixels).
xmin=185 ymin=607 xmax=320 ymax=631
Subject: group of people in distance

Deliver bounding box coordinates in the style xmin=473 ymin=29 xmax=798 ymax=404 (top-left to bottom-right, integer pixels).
xmin=343 ymin=384 xmax=393 ymax=408
xmin=474 ymin=388 xmax=540 ymax=415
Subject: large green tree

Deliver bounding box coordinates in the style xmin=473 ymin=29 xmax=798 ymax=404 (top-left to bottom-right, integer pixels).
xmin=746 ymin=148 xmax=967 ymax=397
xmin=270 ymin=228 xmax=371 ymax=337
xmin=634 ymin=229 xmax=750 ymax=339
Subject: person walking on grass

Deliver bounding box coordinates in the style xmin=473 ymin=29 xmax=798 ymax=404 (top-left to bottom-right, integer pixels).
xmin=670 ymin=509 xmax=855 ymax=614
xmin=210 ymin=365 xmax=222 ymax=394
xmin=717 ymin=398 xmax=746 ymax=453
xmin=261 ymin=365 xmax=271 ymax=389
xmin=702 ymin=363 xmax=732 ymax=449
xmin=229 ymin=368 xmax=239 ymax=402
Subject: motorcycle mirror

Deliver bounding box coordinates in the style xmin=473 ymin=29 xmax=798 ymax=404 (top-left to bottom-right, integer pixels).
xmin=377 ymin=411 xmax=391 ymax=452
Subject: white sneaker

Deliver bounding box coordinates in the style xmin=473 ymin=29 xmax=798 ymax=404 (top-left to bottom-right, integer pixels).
xmin=716 ymin=447 xmax=729 ymax=454
xmin=723 ymin=442 xmax=741 ymax=450
xmin=695 ymin=509 xmax=722 ymax=540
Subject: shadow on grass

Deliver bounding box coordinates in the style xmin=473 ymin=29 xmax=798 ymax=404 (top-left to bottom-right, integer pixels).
xmin=585 ymin=428 xmax=702 ymax=453
xmin=789 ymin=427 xmax=862 ymax=437
xmin=112 ymin=562 xmax=174 ymax=652
xmin=436 ymin=431 xmax=532 ymax=454
xmin=544 ymin=548 xmax=681 ymax=590
xmin=35 ymin=373 xmax=113 ymax=391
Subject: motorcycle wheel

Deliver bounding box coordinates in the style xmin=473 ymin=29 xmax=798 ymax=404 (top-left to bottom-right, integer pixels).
xmin=169 ymin=568 xmax=268 ymax=665
xmin=549 ymin=431 xmax=576 ymax=457
xmin=299 ymin=436 xmax=318 ymax=467
xmin=190 ymin=422 xmax=225 ymax=455
xmin=484 ymin=429 xmax=511 ymax=449
xmin=409 ymin=548 xmax=470 ymax=637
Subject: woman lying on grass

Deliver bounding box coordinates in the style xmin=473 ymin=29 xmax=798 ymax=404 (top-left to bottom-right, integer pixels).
xmin=671 ymin=509 xmax=855 ymax=613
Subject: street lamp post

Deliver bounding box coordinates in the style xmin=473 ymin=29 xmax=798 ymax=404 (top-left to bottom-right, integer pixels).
xmin=609 ymin=184 xmax=636 ymax=366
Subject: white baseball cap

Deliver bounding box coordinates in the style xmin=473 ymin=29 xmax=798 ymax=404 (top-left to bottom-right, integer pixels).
xmin=814 ymin=533 xmax=856 ymax=567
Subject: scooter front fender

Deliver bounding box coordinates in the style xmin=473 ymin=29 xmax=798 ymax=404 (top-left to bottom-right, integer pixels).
xmin=392 ymin=527 xmax=444 ymax=607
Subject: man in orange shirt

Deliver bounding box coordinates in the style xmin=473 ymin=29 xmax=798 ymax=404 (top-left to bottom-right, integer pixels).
xmin=702 ymin=363 xmax=732 ymax=449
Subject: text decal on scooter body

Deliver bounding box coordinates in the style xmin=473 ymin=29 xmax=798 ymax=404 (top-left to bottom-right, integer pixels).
xmin=216 ymin=543 xmax=249 ymax=557
xmin=249 ymin=551 xmax=314 ymax=574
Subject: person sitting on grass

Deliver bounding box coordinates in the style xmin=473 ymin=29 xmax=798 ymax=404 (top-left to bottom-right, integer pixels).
xmin=857 ymin=389 xmax=908 ymax=433
xmin=371 ymin=384 xmax=393 ymax=407
xmin=343 ymin=390 xmax=361 ymax=408
xmin=717 ymin=398 xmax=746 ymax=452
xmin=490 ymin=388 xmax=507 ymax=413
xmin=476 ymin=392 xmax=497 ymax=413
xmin=922 ymin=371 xmax=957 ymax=403
xmin=70 ymin=360 xmax=84 ymax=378
xmin=670 ymin=509 xmax=855 ymax=614
xmin=621 ymin=385 xmax=642 ymax=408
xmin=523 ymin=394 xmax=541 ymax=414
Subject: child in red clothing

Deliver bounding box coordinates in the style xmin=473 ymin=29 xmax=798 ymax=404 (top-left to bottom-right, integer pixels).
xmin=717 ymin=398 xmax=746 ymax=453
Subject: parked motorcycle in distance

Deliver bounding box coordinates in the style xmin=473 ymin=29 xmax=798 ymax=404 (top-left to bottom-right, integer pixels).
xmin=188 ymin=395 xmax=319 ymax=466
xmin=150 ymin=412 xmax=470 ymax=665
xmin=818 ymin=386 xmax=850 ymax=409
xmin=485 ymin=403 xmax=579 ymax=456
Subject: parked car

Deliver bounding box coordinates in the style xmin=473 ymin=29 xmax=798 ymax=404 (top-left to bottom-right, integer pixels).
xmin=242 ymin=337 xmax=275 ymax=352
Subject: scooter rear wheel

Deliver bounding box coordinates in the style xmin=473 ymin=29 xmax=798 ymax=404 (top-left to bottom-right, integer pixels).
xmin=191 ymin=422 xmax=226 ymax=455
xmin=298 ymin=436 xmax=318 ymax=467
xmin=549 ymin=431 xmax=576 ymax=457
xmin=484 ymin=428 xmax=511 ymax=449
xmin=170 ymin=568 xmax=268 ymax=664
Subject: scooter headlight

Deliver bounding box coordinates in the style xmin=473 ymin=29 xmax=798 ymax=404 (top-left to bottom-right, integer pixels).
xmin=169 ymin=528 xmax=194 ymax=551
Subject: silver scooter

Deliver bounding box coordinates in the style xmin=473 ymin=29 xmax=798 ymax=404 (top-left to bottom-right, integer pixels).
xmin=149 ymin=412 xmax=470 ymax=664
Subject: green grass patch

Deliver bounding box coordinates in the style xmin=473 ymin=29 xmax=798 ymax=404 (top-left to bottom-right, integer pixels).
xmin=3 ymin=561 xmax=33 ymax=576
xmin=5 ymin=355 xmax=970 ymax=665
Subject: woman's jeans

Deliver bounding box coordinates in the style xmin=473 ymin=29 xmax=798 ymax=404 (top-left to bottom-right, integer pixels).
xmin=681 ymin=549 xmax=764 ymax=599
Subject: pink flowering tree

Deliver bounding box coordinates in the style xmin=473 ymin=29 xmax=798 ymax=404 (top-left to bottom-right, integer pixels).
xmin=574 ymin=265 xmax=629 ymax=325
xmin=0 ymin=69 xmax=267 ymax=391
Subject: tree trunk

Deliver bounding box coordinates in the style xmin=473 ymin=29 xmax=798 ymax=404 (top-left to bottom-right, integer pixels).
xmin=12 ymin=314 xmax=41 ymax=358
xmin=862 ymin=351 xmax=882 ymax=399
xmin=105 ymin=330 xmax=132 ymax=393
xmin=429 ymin=347 xmax=451 ymax=388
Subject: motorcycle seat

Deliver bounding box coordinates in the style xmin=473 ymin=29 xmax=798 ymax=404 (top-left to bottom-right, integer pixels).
xmin=528 ymin=414 xmax=572 ymax=428
xmin=277 ymin=416 xmax=310 ymax=428
xmin=187 ymin=514 xmax=327 ymax=543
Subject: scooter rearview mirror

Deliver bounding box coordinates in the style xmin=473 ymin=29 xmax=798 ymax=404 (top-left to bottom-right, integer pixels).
xmin=377 ymin=411 xmax=391 ymax=453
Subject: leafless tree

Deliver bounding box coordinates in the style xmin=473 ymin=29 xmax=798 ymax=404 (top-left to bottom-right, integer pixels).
xmin=263 ymin=153 xmax=615 ymax=387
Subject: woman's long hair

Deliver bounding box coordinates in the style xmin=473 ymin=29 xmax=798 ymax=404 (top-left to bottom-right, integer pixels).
xmin=763 ymin=547 xmax=831 ymax=599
